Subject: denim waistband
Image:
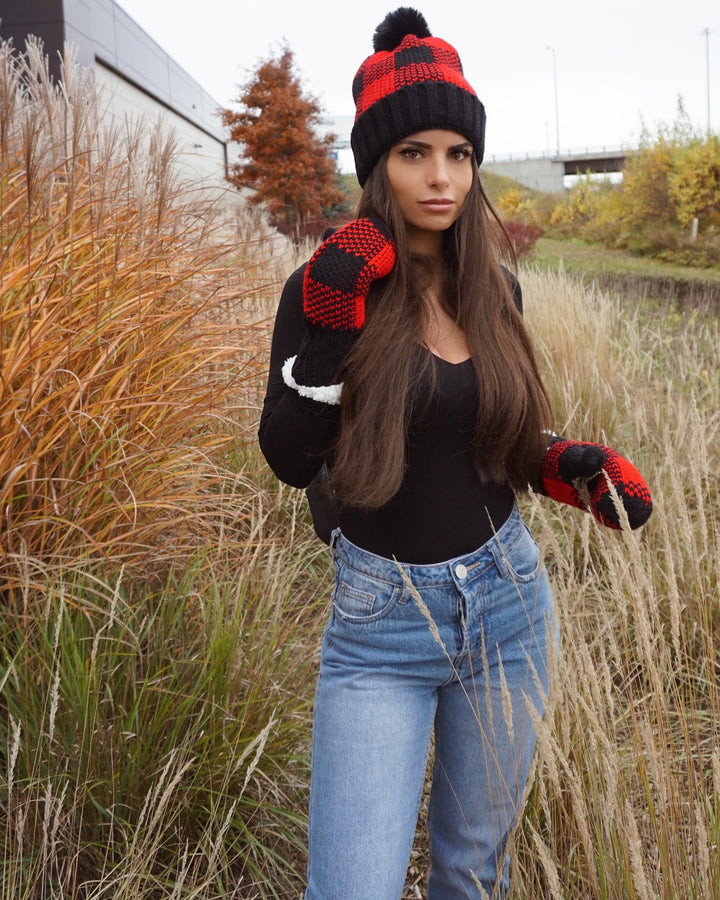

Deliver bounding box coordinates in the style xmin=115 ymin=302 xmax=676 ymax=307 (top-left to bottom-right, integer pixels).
xmin=331 ymin=505 xmax=529 ymax=589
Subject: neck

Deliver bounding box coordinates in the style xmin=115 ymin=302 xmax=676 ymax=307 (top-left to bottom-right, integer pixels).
xmin=406 ymin=225 xmax=444 ymax=261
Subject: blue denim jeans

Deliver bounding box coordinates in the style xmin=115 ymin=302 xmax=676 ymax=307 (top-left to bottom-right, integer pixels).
xmin=304 ymin=507 xmax=556 ymax=900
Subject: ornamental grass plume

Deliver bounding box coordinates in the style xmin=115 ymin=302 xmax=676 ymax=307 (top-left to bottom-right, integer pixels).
xmin=0 ymin=37 xmax=275 ymax=598
xmin=0 ymin=37 xmax=327 ymax=900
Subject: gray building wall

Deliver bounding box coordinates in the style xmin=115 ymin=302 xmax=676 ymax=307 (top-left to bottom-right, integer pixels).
xmin=0 ymin=1 xmax=70 ymax=69
xmin=0 ymin=0 xmax=227 ymax=186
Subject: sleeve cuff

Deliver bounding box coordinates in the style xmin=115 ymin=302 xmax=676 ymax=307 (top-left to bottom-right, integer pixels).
xmin=282 ymin=356 xmax=343 ymax=405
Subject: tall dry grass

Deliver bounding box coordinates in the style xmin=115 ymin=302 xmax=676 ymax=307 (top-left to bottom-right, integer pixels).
xmin=0 ymin=36 xmax=325 ymax=899
xmin=505 ymin=267 xmax=720 ymax=899
xmin=0 ymin=37 xmax=294 ymax=596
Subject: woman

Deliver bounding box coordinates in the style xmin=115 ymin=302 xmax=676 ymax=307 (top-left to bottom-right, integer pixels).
xmin=259 ymin=9 xmax=652 ymax=898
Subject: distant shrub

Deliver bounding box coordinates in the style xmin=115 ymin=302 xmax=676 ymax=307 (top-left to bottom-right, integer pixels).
xmin=565 ymin=105 xmax=720 ymax=266
xmin=496 ymin=187 xmax=529 ymax=219
xmin=548 ymin=176 xmax=603 ymax=236
xmin=629 ymin=224 xmax=720 ymax=267
xmin=495 ymin=184 xmax=561 ymax=232
xmin=504 ymin=220 xmax=545 ymax=257
xmin=524 ymin=190 xmax=564 ymax=229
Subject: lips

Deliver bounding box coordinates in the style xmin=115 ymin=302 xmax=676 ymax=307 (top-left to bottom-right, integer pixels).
xmin=418 ymin=199 xmax=454 ymax=213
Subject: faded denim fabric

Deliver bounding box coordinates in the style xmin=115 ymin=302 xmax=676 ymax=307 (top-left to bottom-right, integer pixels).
xmin=304 ymin=507 xmax=557 ymax=900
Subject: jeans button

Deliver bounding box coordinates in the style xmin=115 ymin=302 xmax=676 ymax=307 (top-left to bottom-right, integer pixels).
xmin=455 ymin=564 xmax=468 ymax=579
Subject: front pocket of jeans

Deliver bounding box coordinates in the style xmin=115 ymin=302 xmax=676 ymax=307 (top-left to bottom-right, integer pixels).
xmin=499 ymin=524 xmax=541 ymax=583
xmin=332 ymin=566 xmax=402 ymax=623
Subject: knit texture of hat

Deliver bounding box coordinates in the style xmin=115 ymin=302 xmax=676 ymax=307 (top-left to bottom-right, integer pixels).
xmin=350 ymin=7 xmax=486 ymax=186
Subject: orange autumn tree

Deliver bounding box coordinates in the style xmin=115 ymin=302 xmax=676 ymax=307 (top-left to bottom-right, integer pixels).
xmin=221 ymin=46 xmax=346 ymax=238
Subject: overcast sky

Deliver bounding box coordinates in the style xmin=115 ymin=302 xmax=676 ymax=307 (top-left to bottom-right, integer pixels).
xmin=116 ymin=0 xmax=718 ymax=161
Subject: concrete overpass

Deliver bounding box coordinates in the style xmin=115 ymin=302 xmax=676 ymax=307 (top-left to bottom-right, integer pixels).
xmin=482 ymin=146 xmax=634 ymax=192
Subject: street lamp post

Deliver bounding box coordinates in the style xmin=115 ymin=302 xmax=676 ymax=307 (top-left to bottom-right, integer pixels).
xmin=546 ymin=45 xmax=560 ymax=155
xmin=701 ymin=28 xmax=711 ymax=133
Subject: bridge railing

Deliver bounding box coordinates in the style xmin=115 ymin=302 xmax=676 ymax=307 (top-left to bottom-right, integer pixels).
xmin=485 ymin=144 xmax=638 ymax=164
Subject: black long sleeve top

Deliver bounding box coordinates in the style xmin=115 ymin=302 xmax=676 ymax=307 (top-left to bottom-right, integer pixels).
xmin=258 ymin=263 xmax=522 ymax=565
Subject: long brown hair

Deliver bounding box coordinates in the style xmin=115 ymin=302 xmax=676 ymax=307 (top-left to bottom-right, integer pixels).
xmin=330 ymin=154 xmax=553 ymax=508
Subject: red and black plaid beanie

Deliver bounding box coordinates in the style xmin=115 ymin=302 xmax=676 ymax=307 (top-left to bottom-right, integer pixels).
xmin=351 ymin=7 xmax=486 ymax=186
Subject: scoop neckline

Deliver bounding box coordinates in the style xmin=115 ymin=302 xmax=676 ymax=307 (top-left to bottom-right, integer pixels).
xmin=428 ymin=350 xmax=472 ymax=367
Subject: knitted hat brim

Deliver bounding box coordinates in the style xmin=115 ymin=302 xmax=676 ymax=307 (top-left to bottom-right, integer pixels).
xmin=351 ymin=80 xmax=486 ymax=186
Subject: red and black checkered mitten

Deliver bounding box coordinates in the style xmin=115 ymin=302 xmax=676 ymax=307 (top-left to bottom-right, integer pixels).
xmin=540 ymin=435 xmax=653 ymax=530
xmin=282 ymin=218 xmax=396 ymax=404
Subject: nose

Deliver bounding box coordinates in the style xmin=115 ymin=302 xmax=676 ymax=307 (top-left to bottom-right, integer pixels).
xmin=427 ymin=153 xmax=450 ymax=189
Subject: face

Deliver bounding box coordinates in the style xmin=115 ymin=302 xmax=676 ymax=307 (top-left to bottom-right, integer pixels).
xmin=385 ymin=129 xmax=474 ymax=251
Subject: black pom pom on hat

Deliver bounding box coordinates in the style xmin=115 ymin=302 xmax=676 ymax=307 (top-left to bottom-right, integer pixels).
xmin=372 ymin=7 xmax=431 ymax=51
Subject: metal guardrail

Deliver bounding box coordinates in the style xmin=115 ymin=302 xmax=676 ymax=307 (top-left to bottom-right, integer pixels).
xmin=485 ymin=145 xmax=637 ymax=164
xmin=331 ymin=142 xmax=638 ymax=160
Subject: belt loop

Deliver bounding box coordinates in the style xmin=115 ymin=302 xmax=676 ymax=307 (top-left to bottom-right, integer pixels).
xmin=329 ymin=527 xmax=341 ymax=556
xmin=489 ymin=535 xmax=509 ymax=578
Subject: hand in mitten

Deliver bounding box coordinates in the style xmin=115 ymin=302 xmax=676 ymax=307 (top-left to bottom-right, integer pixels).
xmin=282 ymin=218 xmax=396 ymax=404
xmin=540 ymin=435 xmax=653 ymax=530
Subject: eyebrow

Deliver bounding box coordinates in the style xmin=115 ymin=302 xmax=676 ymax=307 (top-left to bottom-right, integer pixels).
xmin=398 ymin=138 xmax=473 ymax=151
